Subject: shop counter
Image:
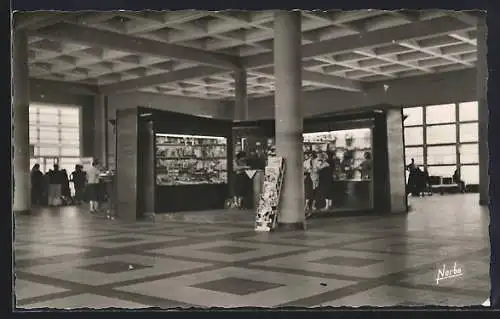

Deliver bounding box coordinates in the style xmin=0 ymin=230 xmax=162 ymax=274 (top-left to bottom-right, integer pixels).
xmin=324 ymin=179 xmax=373 ymax=212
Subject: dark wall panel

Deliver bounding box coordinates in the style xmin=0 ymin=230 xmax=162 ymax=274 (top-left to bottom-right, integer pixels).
xmin=373 ymin=113 xmax=390 ymax=213
xmin=145 ymin=108 xmax=233 ymax=136
xmin=155 ymin=184 xmax=229 ymax=213
xmin=80 ymin=96 xmax=95 ymax=157
xmin=139 ymin=120 xmax=155 ymax=216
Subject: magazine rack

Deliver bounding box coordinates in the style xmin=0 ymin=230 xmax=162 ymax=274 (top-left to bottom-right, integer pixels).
xmin=254 ymin=157 xmax=285 ymax=231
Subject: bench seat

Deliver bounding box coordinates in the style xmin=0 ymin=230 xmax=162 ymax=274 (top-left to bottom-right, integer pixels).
xmin=431 ymin=184 xmax=458 ymax=188
xmin=430 ymin=183 xmax=460 ymax=194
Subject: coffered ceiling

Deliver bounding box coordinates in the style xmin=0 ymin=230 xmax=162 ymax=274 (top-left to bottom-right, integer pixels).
xmin=15 ymin=10 xmax=480 ymax=100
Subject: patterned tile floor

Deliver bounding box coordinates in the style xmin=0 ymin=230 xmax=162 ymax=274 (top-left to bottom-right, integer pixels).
xmin=13 ymin=194 xmax=491 ymax=309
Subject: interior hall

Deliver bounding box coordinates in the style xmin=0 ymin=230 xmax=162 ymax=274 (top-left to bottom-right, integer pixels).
xmin=12 ymin=10 xmax=491 ymax=309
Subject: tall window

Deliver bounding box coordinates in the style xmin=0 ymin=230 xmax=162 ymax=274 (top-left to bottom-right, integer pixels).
xmin=425 ymin=104 xmax=456 ymax=124
xmin=29 ymin=103 xmax=81 ymax=173
xmin=403 ymin=101 xmax=479 ymax=185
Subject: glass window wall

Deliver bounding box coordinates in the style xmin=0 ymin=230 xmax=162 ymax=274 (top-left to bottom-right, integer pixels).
xmin=426 ymin=124 xmax=456 ymax=145
xmin=459 ymin=123 xmax=479 ymax=143
xmin=404 ymin=127 xmax=424 ymax=146
xmin=459 ymin=101 xmax=479 ymax=122
xmin=427 ymin=146 xmax=456 ymax=165
xmin=405 ymin=147 xmax=424 ymax=166
xmin=426 ymin=104 xmax=456 ymax=124
xmin=459 ymin=144 xmax=479 ymax=164
xmin=403 ymin=102 xmax=480 ymax=185
xmin=29 ymin=103 xmax=81 ymax=173
xmin=461 ymin=165 xmax=479 ymax=185
xmin=403 ymin=106 xmax=423 ymax=126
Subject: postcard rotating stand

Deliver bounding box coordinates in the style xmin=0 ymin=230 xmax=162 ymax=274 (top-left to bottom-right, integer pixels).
xmin=254 ymin=157 xmax=285 ymax=232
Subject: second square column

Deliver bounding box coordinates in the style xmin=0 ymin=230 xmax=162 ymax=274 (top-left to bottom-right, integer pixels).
xmin=273 ymin=10 xmax=306 ymax=230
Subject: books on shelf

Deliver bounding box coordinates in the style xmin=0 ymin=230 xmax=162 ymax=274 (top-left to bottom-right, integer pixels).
xmin=155 ymin=134 xmax=228 ymax=186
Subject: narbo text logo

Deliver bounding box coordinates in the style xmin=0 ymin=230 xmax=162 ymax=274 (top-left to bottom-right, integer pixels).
xmin=436 ymin=262 xmax=463 ymax=284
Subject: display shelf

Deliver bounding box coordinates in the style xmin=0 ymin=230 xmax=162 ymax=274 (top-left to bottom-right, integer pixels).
xmin=156 ymin=144 xmax=227 ymax=147
xmin=155 ymin=133 xmax=228 ymax=186
xmin=264 ymin=128 xmax=373 ymax=183
xmin=304 ymin=143 xmax=371 ymax=151
xmin=157 ymin=156 xmax=226 ymax=160
xmin=156 ymin=170 xmax=228 ymax=174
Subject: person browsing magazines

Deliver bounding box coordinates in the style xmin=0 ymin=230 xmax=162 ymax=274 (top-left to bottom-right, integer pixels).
xmin=86 ymin=159 xmax=102 ymax=213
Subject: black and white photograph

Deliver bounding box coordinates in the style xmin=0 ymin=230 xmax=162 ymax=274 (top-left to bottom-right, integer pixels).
xmin=11 ymin=9 xmax=497 ymax=310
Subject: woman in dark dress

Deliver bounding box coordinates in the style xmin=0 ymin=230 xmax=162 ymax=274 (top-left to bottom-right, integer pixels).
xmin=303 ymin=152 xmax=315 ymax=215
xmin=233 ymin=151 xmax=249 ymax=208
xmin=318 ymin=153 xmax=333 ymax=210
xmin=30 ymin=164 xmax=45 ymax=206
xmin=61 ymin=169 xmax=71 ymax=204
xmin=327 ymin=146 xmax=342 ymax=207
xmin=47 ymin=164 xmax=64 ymax=206
xmin=360 ymin=151 xmax=373 ymax=179
xmin=71 ymin=165 xmax=87 ymax=205
xmin=406 ymin=158 xmax=418 ymax=195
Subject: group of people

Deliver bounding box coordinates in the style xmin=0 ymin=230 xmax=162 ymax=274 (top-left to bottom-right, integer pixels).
xmin=31 ymin=164 xmax=85 ymax=206
xmin=304 ymin=150 xmax=372 ymax=217
xmin=30 ymin=160 xmax=104 ymax=213
xmin=230 ymin=144 xmax=373 ymax=216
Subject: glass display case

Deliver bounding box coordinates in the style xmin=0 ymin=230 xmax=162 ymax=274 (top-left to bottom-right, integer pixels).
xmin=303 ymin=128 xmax=373 ymax=181
xmin=264 ymin=128 xmax=373 ymax=212
xmin=265 ymin=128 xmax=372 ymax=180
xmin=303 ymin=128 xmax=373 ymax=212
xmin=155 ymin=133 xmax=228 ymax=186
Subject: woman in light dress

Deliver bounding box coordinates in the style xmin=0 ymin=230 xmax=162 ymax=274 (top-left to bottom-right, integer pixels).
xmin=304 ymin=151 xmax=329 ymax=217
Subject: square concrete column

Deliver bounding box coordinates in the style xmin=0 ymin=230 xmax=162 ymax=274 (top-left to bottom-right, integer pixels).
xmin=386 ymin=109 xmax=407 ymax=213
xmin=93 ymin=94 xmax=107 ymax=163
xmin=477 ymin=15 xmax=488 ymax=206
xmin=234 ymin=69 xmax=248 ymax=121
xmin=13 ymin=29 xmax=31 ymax=213
xmin=273 ymin=10 xmax=305 ymax=230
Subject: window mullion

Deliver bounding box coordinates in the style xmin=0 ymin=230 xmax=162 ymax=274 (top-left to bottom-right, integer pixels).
xmin=58 ymin=109 xmax=62 ymax=157
xmin=36 ymin=108 xmax=40 ymax=156
xmin=422 ymin=106 xmax=427 ymax=170
xmin=455 ymin=103 xmax=461 ymax=173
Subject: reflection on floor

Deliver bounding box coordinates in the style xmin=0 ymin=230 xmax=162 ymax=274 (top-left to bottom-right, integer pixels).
xmin=14 ymin=194 xmax=490 ymax=309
